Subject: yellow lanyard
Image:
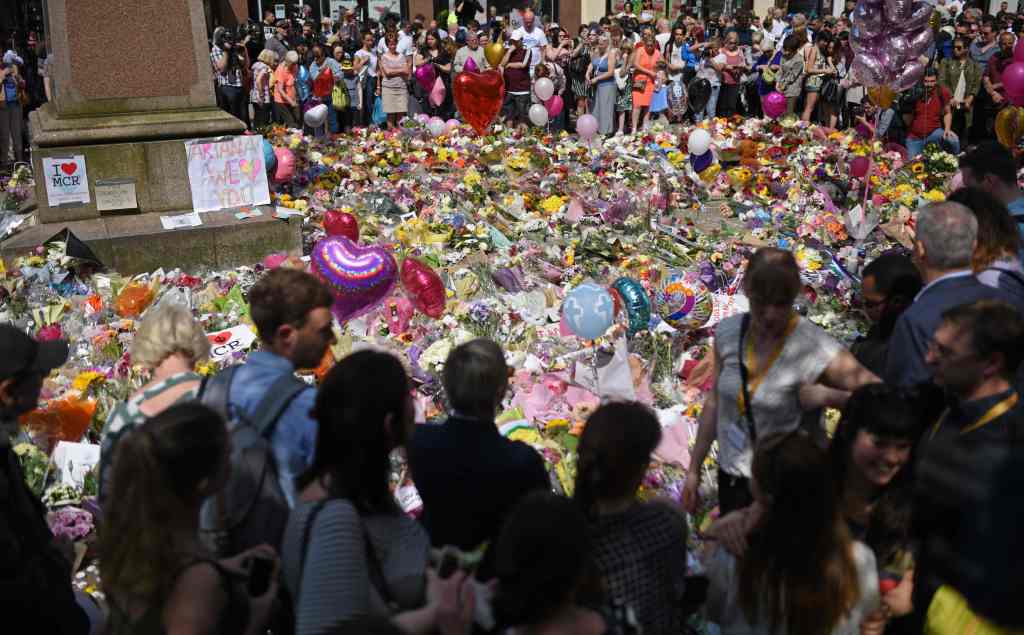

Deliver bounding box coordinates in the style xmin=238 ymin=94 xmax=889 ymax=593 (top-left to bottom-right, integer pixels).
xmin=737 ymin=314 xmax=799 ymax=416
xmin=929 ymin=393 xmax=1020 ymax=441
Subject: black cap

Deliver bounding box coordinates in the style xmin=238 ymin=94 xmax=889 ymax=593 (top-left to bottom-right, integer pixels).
xmin=0 ymin=324 xmax=69 ymax=379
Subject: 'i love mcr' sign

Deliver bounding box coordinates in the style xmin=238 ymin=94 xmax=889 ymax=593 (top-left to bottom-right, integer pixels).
xmin=41 ymin=155 xmax=91 ymax=206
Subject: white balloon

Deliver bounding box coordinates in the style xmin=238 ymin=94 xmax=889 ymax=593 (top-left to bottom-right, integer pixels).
xmin=428 ymin=117 xmax=447 ymax=137
xmin=687 ymin=128 xmax=711 ymax=156
xmin=534 ymin=77 xmax=555 ymax=102
xmin=528 ymin=103 xmax=549 ymax=127
xmin=304 ymin=104 xmax=328 ymax=128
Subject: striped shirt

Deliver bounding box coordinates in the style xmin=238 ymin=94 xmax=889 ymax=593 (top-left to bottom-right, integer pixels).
xmin=98 ymin=372 xmax=201 ymax=504
xmin=282 ymin=499 xmax=430 ymax=635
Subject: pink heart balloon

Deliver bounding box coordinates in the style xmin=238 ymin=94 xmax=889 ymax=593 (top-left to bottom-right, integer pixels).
xmin=311 ymin=236 xmax=398 ymax=323
xmin=400 ymin=257 xmax=446 ymax=318
xmin=464 ymin=56 xmax=479 ymax=73
xmin=415 ymin=63 xmax=437 ymax=92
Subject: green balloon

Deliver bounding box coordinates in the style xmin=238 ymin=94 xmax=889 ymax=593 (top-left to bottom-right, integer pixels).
xmin=612 ymin=277 xmax=651 ymax=337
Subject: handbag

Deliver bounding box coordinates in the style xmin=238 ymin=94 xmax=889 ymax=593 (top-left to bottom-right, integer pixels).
xmin=332 ymin=83 xmax=349 ymax=109
xmin=925 ymin=586 xmax=1019 ymax=635
xmin=821 ymin=77 xmax=841 ymax=104
xmin=372 ymin=95 xmax=386 ymax=125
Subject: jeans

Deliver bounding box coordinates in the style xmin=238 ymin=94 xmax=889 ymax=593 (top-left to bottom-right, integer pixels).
xmin=694 ymin=84 xmax=720 ymax=122
xmin=327 ymin=103 xmax=339 ymax=133
xmin=906 ymin=128 xmax=960 ymax=157
xmin=0 ymin=101 xmax=24 ymax=166
xmin=218 ymin=84 xmax=248 ymax=127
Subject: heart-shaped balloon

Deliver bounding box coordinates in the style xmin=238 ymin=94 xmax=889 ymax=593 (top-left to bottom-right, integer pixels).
xmin=324 ymin=209 xmax=359 ymax=241
xmin=484 ymin=42 xmax=505 ymax=67
xmin=415 ymin=63 xmax=436 ymax=92
xmin=312 ymin=236 xmax=398 ymax=323
xmin=464 ymin=55 xmax=479 ymax=73
xmin=452 ymin=70 xmax=505 ymax=136
xmin=401 ymin=257 xmax=446 ymax=318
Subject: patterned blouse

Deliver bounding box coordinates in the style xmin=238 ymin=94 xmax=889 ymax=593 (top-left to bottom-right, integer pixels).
xmin=98 ymin=371 xmax=202 ymax=504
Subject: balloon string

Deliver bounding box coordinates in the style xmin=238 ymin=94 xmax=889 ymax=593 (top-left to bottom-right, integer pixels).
xmin=862 ymin=109 xmax=881 ymax=211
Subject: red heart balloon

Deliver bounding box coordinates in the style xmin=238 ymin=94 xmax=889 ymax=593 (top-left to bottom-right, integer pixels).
xmin=324 ymin=209 xmax=359 ymax=241
xmin=400 ymin=258 xmax=446 ymax=319
xmin=452 ymin=70 xmax=505 ymax=136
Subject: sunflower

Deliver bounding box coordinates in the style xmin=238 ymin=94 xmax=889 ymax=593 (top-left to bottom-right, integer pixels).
xmin=911 ymin=162 xmax=926 ymax=175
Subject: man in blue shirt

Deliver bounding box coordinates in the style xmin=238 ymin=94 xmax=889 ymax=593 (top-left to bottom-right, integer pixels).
xmin=229 ymin=268 xmax=335 ymax=507
xmin=960 ymin=141 xmax=1024 ymax=255
xmin=0 ymin=60 xmax=26 ymax=171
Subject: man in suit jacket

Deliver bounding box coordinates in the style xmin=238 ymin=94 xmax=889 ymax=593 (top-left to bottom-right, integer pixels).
xmin=886 ymin=201 xmax=1015 ymax=386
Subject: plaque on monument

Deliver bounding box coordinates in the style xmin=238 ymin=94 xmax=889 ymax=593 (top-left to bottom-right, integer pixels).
xmin=95 ymin=179 xmax=139 ymax=212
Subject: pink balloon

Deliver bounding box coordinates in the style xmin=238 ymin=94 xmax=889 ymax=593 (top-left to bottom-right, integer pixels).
xmin=446 ymin=118 xmax=460 ymax=133
xmin=905 ymin=29 xmax=934 ymax=61
xmin=1003 ymin=63 xmax=1024 ymax=99
xmin=1016 ymin=39 xmax=1024 ymax=64
xmin=850 ymin=156 xmax=871 ymax=178
xmin=852 ymin=3 xmax=885 ymax=41
xmin=546 ymin=95 xmax=564 ymax=117
xmin=415 ymin=63 xmax=436 ymax=92
xmin=400 ymin=258 xmax=446 ymax=319
xmin=904 ymin=2 xmax=933 ymax=32
xmin=852 ymin=54 xmax=886 ymax=87
xmin=429 ymin=77 xmax=446 ymax=108
xmin=892 ymin=60 xmax=926 ymax=92
xmin=884 ymin=0 xmax=911 ymax=23
xmin=383 ymin=296 xmax=414 ymax=333
xmin=273 ymin=147 xmax=296 ymax=183
xmin=577 ymin=113 xmax=598 ymax=140
xmin=762 ymin=91 xmax=787 ymax=119
xmin=1010 ymin=92 xmax=1024 ymax=107
xmin=464 ymin=56 xmax=479 ymax=73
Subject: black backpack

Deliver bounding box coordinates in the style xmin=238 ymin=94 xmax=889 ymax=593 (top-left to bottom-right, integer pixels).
xmin=198 ymin=365 xmax=308 ymax=557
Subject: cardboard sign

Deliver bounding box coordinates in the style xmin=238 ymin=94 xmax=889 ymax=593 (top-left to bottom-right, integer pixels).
xmin=160 ymin=211 xmax=202 ymax=230
xmin=95 ymin=178 xmax=138 ymax=212
xmin=275 ymin=4 xmax=286 ymax=18
xmin=52 ymin=441 xmax=100 ymax=486
xmin=41 ymin=155 xmax=90 ymax=206
xmin=185 ymin=136 xmax=271 ymax=213
xmin=207 ymin=324 xmax=257 ymax=361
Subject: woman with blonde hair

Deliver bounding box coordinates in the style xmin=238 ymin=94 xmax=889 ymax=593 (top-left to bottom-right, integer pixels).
xmin=251 ymin=49 xmax=278 ymax=128
xmin=273 ymin=50 xmax=301 ymax=127
xmin=98 ymin=303 xmax=210 ymax=504
xmin=585 ymin=32 xmax=618 ymax=136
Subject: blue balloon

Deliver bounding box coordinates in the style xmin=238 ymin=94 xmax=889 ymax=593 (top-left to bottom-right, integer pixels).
xmin=297 ymin=65 xmax=311 ymax=103
xmin=612 ymin=277 xmax=651 ymax=337
xmin=562 ymin=281 xmax=615 ymax=340
xmin=263 ymin=139 xmax=277 ymax=175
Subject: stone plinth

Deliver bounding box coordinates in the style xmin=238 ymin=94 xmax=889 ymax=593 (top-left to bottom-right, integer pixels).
xmin=1 ymin=210 xmax=303 ymax=275
xmin=33 ymin=0 xmax=247 ymax=226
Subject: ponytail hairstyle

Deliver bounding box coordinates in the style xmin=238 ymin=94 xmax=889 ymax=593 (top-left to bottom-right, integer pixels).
xmin=494 ymin=492 xmax=596 ymax=627
xmin=99 ymin=403 xmax=228 ymax=606
xmin=739 ymin=433 xmax=861 ymax=635
xmin=298 ymin=349 xmax=411 ymax=515
xmin=573 ymin=401 xmax=662 ymax=516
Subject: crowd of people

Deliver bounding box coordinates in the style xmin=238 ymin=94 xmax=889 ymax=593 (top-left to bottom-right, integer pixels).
xmin=4 ymin=136 xmax=1024 ymax=633
xmin=203 ymin=1 xmax=1024 ymax=155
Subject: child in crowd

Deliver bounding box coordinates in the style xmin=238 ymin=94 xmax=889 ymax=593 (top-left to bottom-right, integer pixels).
xmin=614 ymin=38 xmax=635 ymax=135
xmin=647 ymin=61 xmax=670 ymax=126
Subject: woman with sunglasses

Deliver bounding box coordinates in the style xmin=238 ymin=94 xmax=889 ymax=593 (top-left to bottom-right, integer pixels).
xmin=938 ymin=36 xmax=982 ymax=146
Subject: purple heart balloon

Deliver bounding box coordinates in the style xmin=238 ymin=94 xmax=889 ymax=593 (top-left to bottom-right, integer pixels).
xmin=903 ymin=2 xmax=934 ymax=32
xmin=905 ymin=28 xmax=934 ymax=61
xmin=415 ymin=63 xmax=437 ymax=92
xmin=892 ymin=60 xmax=927 ymax=92
xmin=311 ymin=236 xmax=398 ymax=323
xmin=884 ymin=0 xmax=912 ymax=23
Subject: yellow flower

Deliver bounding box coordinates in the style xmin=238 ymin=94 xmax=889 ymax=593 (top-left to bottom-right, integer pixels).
xmin=539 ymin=195 xmax=565 ymax=214
xmin=922 ymin=189 xmax=945 ymax=202
xmin=195 ymin=361 xmax=217 ymax=376
xmin=463 ymin=167 xmax=482 ymax=188
xmin=545 ymin=418 xmax=570 ymax=430
xmin=911 ymin=162 xmax=925 ymax=174
xmin=72 ymin=371 xmax=105 ymax=393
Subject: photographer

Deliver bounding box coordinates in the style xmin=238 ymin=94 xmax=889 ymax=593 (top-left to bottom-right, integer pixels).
xmin=210 ymin=28 xmax=251 ymax=127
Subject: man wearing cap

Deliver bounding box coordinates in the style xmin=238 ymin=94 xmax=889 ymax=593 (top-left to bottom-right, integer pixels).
xmin=264 ymin=19 xmax=290 ymax=61
xmin=0 ymin=326 xmax=89 ymax=633
xmin=512 ymin=8 xmax=548 ymax=74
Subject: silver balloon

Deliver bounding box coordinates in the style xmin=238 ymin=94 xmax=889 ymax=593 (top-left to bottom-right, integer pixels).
xmin=905 ymin=28 xmax=934 ymax=60
xmin=884 ymin=0 xmax=912 ymax=23
xmin=852 ymin=13 xmax=886 ymax=41
xmin=876 ymin=40 xmax=899 ymax=69
xmin=903 ymin=2 xmax=934 ymax=32
xmin=853 ymin=2 xmax=885 ymax=32
xmin=892 ymin=60 xmax=926 ymax=92
xmin=852 ymin=54 xmax=887 ymax=87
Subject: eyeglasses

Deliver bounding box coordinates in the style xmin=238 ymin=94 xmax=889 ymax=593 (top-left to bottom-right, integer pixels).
xmin=860 ymin=296 xmax=887 ymax=309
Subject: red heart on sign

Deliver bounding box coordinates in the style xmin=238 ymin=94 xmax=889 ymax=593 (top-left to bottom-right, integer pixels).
xmin=60 ymin=163 xmax=77 ymax=175
xmin=452 ymin=70 xmax=505 ymax=137
xmin=208 ymin=331 xmax=231 ymax=345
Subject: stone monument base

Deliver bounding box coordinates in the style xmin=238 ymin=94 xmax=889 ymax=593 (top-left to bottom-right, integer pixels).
xmin=0 ymin=208 xmax=302 ymax=275
xmin=30 ymin=104 xmax=246 ymax=222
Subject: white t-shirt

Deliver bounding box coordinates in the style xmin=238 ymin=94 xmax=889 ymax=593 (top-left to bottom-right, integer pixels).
xmin=713 ymin=314 xmax=842 ymax=478
xmin=377 ymin=31 xmax=415 ymax=58
xmin=512 ymin=25 xmax=548 ymax=70
xmin=706 ymin=541 xmax=880 ymax=635
xmin=355 ymin=48 xmax=378 ymax=77
xmin=656 ymin=32 xmax=672 ymax=50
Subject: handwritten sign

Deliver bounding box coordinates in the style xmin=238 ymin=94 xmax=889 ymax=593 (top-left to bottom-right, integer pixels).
xmin=206 ymin=324 xmax=257 ymax=361
xmin=41 ymin=155 xmax=90 ymax=206
xmin=52 ymin=441 xmax=100 ymax=486
xmin=95 ymin=178 xmax=138 ymax=212
xmin=160 ymin=211 xmax=202 ymax=230
xmin=185 ymin=136 xmax=270 ymax=213
xmin=703 ymin=293 xmax=750 ymax=330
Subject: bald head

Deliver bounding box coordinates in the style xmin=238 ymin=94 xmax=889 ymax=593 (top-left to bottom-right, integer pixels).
xmin=915 ymin=202 xmax=978 ymax=270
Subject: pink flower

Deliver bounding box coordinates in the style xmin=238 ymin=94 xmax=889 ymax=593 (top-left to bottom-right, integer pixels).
xmin=36 ymin=323 xmax=64 ymax=342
